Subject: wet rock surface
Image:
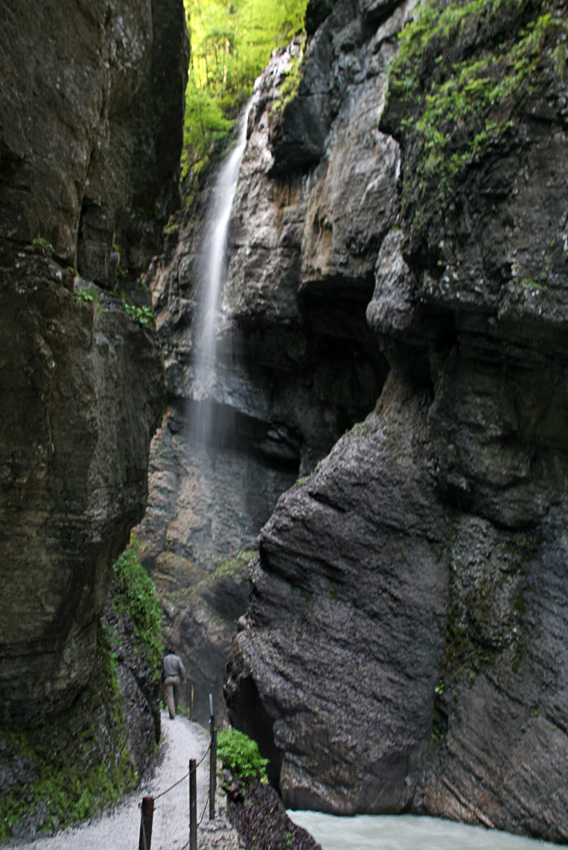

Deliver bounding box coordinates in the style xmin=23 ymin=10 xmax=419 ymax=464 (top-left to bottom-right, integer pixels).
xmin=0 ymin=603 xmax=159 ymax=841
xmin=118 ymin=0 xmax=568 ymax=841
xmin=139 ymin=0 xmax=400 ymax=719
xmin=0 ymin=0 xmax=187 ymax=750
xmin=222 ymin=0 xmax=568 ymax=842
xmin=226 ymin=374 xmax=450 ymax=814
xmin=0 ymin=245 xmax=164 ymax=727
xmin=227 ymin=778 xmax=322 ymax=850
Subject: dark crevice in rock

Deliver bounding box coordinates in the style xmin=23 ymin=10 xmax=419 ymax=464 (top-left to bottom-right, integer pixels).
xmin=225 ymin=671 xmax=284 ymax=790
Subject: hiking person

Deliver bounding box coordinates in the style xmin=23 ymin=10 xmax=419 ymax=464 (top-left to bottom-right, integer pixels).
xmin=162 ymin=647 xmax=187 ymax=719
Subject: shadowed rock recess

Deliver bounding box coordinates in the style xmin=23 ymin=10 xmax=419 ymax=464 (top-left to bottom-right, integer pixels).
xmin=0 ymin=0 xmax=188 ymax=743
xmin=218 ymin=0 xmax=568 ymax=842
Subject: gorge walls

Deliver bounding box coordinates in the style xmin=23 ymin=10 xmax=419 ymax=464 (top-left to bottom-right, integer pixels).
xmin=110 ymin=0 xmax=568 ymax=840
xmin=214 ymin=0 xmax=567 ymax=841
xmin=0 ymin=0 xmax=188 ymax=737
xmin=136 ymin=0 xmax=402 ymax=720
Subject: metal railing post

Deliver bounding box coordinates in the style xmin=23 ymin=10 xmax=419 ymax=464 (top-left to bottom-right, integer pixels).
xmin=138 ymin=796 xmax=154 ymax=850
xmin=209 ymin=713 xmax=216 ymax=820
xmin=189 ymin=758 xmax=197 ymax=850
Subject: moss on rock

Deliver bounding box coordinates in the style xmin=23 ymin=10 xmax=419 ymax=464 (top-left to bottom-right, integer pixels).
xmin=0 ymin=629 xmax=137 ymax=840
xmin=381 ymin=0 xmax=568 ymax=257
xmin=0 ymin=544 xmax=164 ymax=841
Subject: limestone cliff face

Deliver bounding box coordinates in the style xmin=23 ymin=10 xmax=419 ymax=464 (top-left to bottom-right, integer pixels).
xmin=137 ymin=2 xmax=396 ymax=720
xmin=221 ymin=0 xmax=568 ymax=842
xmin=0 ymin=0 xmax=188 ymax=729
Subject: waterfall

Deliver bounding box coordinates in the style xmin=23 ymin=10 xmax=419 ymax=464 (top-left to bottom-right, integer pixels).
xmin=189 ymin=101 xmax=252 ymax=445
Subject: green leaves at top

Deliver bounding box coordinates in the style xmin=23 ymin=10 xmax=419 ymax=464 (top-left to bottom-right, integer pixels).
xmin=182 ymin=0 xmax=309 ymax=178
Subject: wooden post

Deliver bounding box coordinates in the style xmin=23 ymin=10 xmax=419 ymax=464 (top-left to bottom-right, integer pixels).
xmin=189 ymin=758 xmax=197 ymax=850
xmin=138 ymin=796 xmax=154 ymax=850
xmin=190 ymin=684 xmax=194 ymax=721
xmin=209 ymin=714 xmax=216 ymax=820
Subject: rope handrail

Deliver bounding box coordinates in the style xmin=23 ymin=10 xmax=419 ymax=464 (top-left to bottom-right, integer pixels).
xmin=197 ymin=790 xmax=210 ymax=828
xmin=153 ymin=769 xmax=190 ymax=801
xmin=151 ymin=741 xmax=211 ymax=802
xmin=196 ymin=745 xmax=211 ymax=769
xmin=137 ymin=706 xmax=218 ymax=850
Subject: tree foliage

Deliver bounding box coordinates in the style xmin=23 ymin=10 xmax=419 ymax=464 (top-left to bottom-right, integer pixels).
xmin=182 ymin=0 xmax=308 ymax=177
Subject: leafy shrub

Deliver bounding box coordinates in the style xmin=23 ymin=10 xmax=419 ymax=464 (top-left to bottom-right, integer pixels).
xmin=32 ymin=235 xmax=54 ymax=256
xmin=112 ymin=545 xmax=164 ymax=683
xmin=218 ymin=728 xmax=269 ymax=782
xmin=124 ymin=301 xmax=154 ymax=327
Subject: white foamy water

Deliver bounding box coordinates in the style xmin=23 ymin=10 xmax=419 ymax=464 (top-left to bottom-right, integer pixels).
xmin=190 ymin=100 xmax=252 ymax=444
xmin=288 ymin=812 xmax=563 ymax=850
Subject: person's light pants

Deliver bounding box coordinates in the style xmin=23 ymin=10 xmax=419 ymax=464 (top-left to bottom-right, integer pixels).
xmin=163 ymin=675 xmax=181 ymax=718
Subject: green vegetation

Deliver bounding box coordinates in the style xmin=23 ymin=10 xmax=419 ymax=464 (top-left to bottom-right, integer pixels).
xmin=439 ymin=603 xmax=498 ymax=689
xmin=165 ymin=548 xmax=254 ymax=626
xmin=32 ymin=235 xmax=54 ymax=257
xmin=75 ymin=284 xmax=99 ymax=307
xmin=124 ymin=301 xmax=154 ymax=327
xmin=385 ymin=0 xmax=567 ymax=227
xmin=427 ymin=534 xmax=539 ymax=752
xmin=218 ymin=727 xmax=269 ymax=782
xmin=75 ymin=284 xmax=154 ymax=328
xmin=269 ymin=44 xmax=305 ymax=113
xmin=112 ymin=542 xmax=164 ymax=684
xmin=182 ymin=0 xmax=308 ymax=178
xmin=209 ymin=548 xmax=256 ymax=580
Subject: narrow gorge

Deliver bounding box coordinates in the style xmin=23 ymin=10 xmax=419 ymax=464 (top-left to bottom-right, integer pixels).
xmin=1 ymin=0 xmax=568 ymax=844
xmin=140 ymin=0 xmax=568 ymax=841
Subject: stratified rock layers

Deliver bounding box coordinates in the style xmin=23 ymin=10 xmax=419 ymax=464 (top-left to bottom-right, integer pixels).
xmin=223 ymin=0 xmax=568 ymax=842
xmin=0 ymin=0 xmax=188 ymax=726
xmin=137 ymin=2 xmax=393 ymax=718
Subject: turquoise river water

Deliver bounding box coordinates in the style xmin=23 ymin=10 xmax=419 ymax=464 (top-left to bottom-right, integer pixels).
xmin=288 ymin=811 xmax=565 ymax=850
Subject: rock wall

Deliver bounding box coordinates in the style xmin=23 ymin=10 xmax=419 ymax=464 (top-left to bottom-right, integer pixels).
xmin=221 ymin=0 xmax=568 ymax=842
xmin=0 ymin=0 xmax=188 ymax=730
xmin=1 ymin=586 xmax=161 ymax=841
xmin=137 ymin=3 xmax=392 ymax=719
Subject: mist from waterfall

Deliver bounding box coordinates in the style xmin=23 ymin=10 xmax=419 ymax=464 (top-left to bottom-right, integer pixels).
xmin=189 ymin=101 xmax=252 ymax=446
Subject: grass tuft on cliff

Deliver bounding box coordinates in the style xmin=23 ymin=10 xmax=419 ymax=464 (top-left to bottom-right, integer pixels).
xmin=112 ymin=540 xmax=164 ymax=685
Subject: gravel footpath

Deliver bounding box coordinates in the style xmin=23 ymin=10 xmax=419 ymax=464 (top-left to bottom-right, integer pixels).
xmin=1 ymin=711 xmax=240 ymax=850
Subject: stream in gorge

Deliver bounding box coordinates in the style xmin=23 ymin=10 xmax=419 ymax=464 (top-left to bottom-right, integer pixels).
xmin=287 ymin=812 xmax=566 ymax=850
